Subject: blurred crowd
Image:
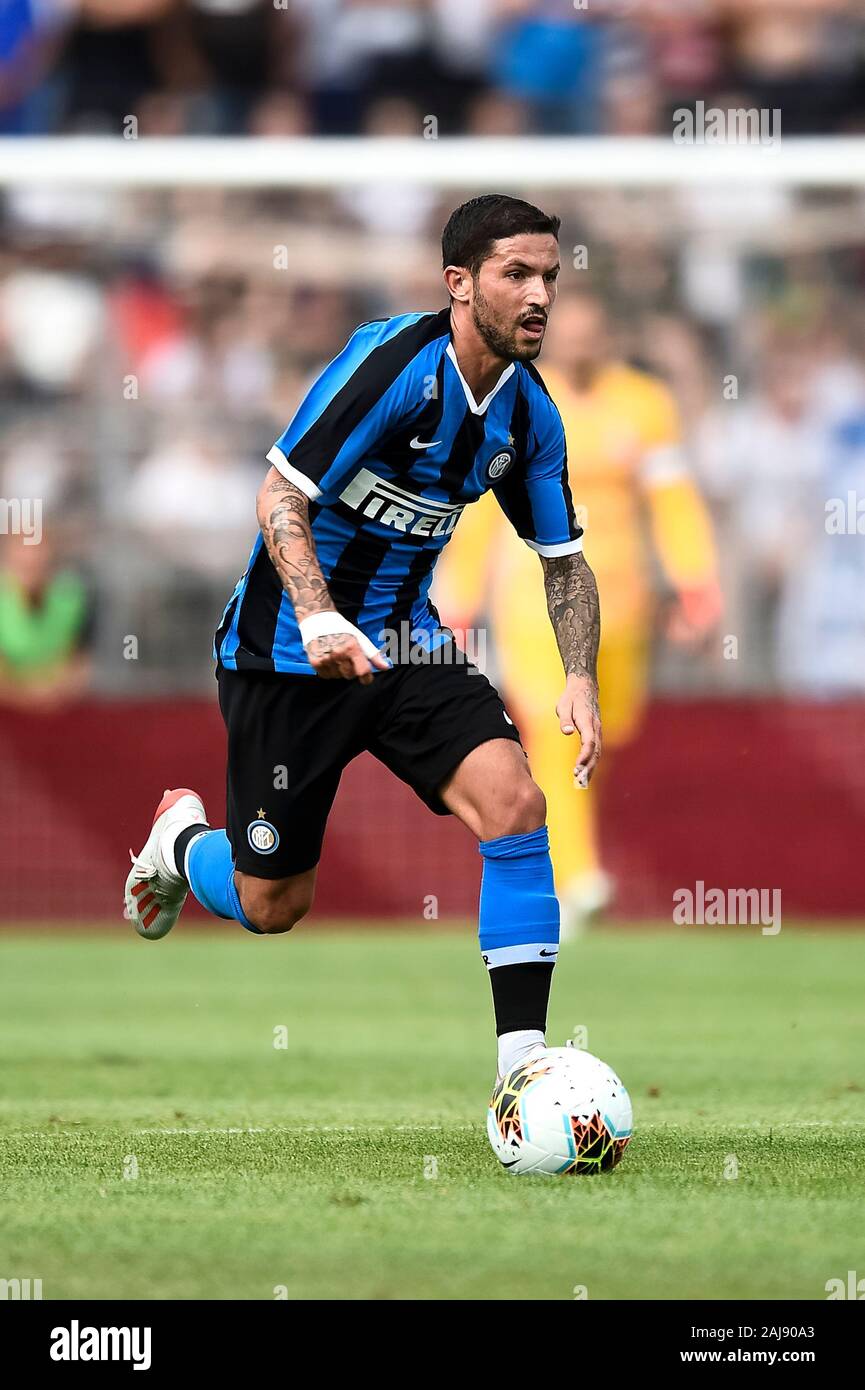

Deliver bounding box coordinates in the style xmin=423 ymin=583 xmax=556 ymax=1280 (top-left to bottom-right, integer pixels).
xmin=1 ymin=0 xmax=864 ymax=139
xmin=1 ymin=178 xmax=865 ymax=700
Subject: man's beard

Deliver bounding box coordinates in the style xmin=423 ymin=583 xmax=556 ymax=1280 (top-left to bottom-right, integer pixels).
xmin=472 ymin=284 xmax=543 ymax=362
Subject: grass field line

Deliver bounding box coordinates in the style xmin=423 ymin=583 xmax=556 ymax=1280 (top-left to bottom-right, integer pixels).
xmin=12 ymin=1119 xmax=865 ymax=1139
xmin=16 ymin=1124 xmax=477 ymax=1137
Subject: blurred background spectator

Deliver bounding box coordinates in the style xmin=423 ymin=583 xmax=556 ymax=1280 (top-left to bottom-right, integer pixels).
xmin=1 ymin=0 xmax=863 ymax=138
xmin=0 ymin=529 xmax=93 ymax=708
xmin=435 ymin=288 xmax=723 ymax=930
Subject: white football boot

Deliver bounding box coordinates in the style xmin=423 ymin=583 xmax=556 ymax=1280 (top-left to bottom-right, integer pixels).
xmin=125 ymin=788 xmax=207 ymax=940
xmin=494 ymin=1037 xmax=548 ymax=1089
xmin=559 ymin=868 xmax=614 ymax=941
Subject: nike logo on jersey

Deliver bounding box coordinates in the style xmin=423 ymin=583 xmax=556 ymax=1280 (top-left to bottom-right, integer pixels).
xmin=410 ymin=436 xmax=442 ymax=449
xmin=339 ymin=466 xmax=464 ymax=538
xmin=539 ymin=949 xmax=558 ymax=957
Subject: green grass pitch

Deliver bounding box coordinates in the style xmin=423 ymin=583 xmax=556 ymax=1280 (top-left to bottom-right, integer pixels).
xmin=1 ymin=926 xmax=863 ymax=1301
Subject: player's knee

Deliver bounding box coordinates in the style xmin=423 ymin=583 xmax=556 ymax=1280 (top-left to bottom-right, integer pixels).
xmin=497 ymin=777 xmax=547 ymax=839
xmin=249 ymin=904 xmax=304 ymax=936
xmin=240 ymin=879 xmax=314 ymax=936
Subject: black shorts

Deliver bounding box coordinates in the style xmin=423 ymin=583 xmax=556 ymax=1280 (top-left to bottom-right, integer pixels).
xmin=217 ymin=646 xmax=523 ymax=878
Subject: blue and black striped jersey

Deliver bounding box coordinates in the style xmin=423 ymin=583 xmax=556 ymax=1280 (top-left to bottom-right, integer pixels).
xmin=215 ymin=307 xmax=582 ymax=674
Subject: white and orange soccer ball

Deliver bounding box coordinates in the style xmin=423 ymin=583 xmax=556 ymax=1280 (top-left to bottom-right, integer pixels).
xmin=487 ymin=1044 xmax=633 ymax=1175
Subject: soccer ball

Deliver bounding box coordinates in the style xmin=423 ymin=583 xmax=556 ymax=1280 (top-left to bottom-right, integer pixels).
xmin=487 ymin=1044 xmax=632 ymax=1175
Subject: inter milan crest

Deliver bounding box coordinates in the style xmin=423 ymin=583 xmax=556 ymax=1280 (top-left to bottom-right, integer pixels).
xmin=248 ymin=812 xmax=279 ymax=854
xmin=486 ymin=445 xmax=516 ymax=482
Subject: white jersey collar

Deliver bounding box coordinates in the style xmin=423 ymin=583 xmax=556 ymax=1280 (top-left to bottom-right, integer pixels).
xmin=445 ymin=342 xmax=515 ymax=416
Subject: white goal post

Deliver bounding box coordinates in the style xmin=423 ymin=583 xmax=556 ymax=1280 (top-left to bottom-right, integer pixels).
xmin=0 ymin=136 xmax=863 ymax=188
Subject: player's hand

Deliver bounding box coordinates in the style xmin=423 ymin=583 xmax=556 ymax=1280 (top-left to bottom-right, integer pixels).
xmin=665 ymin=580 xmax=723 ymax=646
xmin=307 ymin=633 xmax=390 ymax=685
xmin=557 ymin=673 xmax=602 ymax=787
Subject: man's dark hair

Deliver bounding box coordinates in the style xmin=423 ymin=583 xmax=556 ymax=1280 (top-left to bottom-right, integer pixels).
xmin=441 ymin=194 xmax=561 ymax=276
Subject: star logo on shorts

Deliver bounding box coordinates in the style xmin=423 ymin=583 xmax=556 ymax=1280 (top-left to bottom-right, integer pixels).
xmin=248 ymin=816 xmax=279 ymax=854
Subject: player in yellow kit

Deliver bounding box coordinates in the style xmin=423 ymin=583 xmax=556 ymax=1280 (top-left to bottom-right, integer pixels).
xmin=435 ymin=292 xmax=721 ymax=933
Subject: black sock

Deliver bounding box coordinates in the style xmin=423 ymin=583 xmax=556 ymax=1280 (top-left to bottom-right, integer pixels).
xmin=173 ymin=822 xmax=211 ymax=882
xmin=489 ymin=962 xmax=554 ymax=1036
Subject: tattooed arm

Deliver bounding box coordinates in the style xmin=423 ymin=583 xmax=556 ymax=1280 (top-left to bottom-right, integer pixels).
xmin=256 ymin=466 xmax=389 ymax=683
xmin=541 ymin=550 xmax=602 ymax=784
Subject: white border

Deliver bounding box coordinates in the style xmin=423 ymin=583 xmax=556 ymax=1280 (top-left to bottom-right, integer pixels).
xmin=0 ymin=137 xmax=863 ymax=187
xmin=525 ymin=537 xmax=584 ymax=558
xmin=266 ymin=444 xmax=322 ymax=501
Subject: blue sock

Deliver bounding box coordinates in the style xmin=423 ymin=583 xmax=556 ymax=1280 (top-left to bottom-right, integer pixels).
xmin=478 ymin=825 xmax=560 ymax=966
xmin=185 ymin=830 xmax=261 ymax=935
xmin=478 ymin=826 xmax=560 ymax=1036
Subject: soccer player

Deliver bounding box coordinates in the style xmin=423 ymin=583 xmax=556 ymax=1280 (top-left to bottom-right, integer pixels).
xmin=125 ymin=195 xmax=602 ymax=1083
xmin=437 ymin=290 xmax=721 ymax=932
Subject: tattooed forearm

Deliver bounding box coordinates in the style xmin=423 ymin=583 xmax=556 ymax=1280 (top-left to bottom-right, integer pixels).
xmin=256 ymin=468 xmax=333 ymax=621
xmin=541 ymin=551 xmax=601 ymax=689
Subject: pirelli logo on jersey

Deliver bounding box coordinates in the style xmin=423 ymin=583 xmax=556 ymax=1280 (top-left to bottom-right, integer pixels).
xmin=339 ymin=467 xmax=464 ymax=538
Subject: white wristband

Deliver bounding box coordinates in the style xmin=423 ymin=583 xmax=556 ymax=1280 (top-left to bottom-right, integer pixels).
xmin=299 ymin=611 xmax=382 ymax=661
